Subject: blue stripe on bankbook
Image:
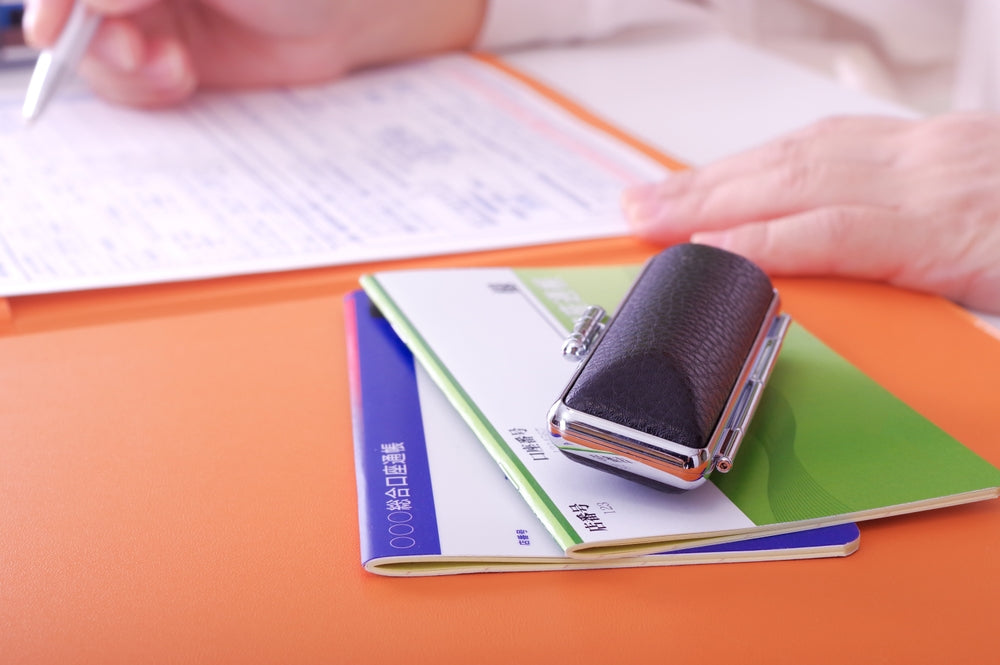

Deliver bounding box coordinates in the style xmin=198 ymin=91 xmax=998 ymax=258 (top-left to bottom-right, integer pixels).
xmin=348 ymin=290 xmax=441 ymax=561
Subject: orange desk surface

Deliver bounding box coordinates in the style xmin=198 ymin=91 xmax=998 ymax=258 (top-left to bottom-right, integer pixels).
xmin=2 ymin=237 xmax=998 ymax=665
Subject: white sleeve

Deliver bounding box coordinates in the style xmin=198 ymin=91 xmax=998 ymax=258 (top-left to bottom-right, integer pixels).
xmin=475 ymin=0 xmax=708 ymax=51
xmin=953 ymin=0 xmax=1000 ymax=110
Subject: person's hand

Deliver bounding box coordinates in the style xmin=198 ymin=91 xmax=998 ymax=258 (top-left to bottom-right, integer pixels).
xmin=622 ymin=113 xmax=1000 ymax=313
xmin=22 ymin=0 xmax=486 ymax=107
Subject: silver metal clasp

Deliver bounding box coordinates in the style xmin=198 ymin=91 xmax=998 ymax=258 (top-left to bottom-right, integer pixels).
xmin=561 ymin=305 xmax=607 ymax=361
xmin=713 ymin=311 xmax=792 ymax=473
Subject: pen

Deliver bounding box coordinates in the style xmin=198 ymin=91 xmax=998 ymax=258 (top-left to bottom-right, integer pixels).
xmin=22 ymin=1 xmax=100 ymax=121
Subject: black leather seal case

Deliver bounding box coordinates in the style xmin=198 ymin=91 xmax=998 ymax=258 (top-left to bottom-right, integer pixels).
xmin=547 ymin=243 xmax=790 ymax=490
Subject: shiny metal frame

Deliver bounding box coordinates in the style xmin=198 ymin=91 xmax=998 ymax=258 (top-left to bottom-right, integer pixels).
xmin=548 ymin=293 xmax=790 ymax=490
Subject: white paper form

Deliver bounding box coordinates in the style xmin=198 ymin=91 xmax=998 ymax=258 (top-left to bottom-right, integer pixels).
xmin=0 ymin=55 xmax=669 ymax=296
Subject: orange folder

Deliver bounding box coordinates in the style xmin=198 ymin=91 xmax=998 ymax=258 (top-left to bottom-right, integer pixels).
xmin=1 ymin=57 xmax=999 ymax=665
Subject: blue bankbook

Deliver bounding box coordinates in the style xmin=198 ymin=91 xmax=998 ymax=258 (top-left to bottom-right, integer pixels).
xmin=345 ymin=290 xmax=859 ymax=576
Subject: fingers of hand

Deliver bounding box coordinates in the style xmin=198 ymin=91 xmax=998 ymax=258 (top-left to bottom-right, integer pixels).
xmin=622 ymin=116 xmax=913 ymax=242
xmin=624 ymin=160 xmax=901 ymax=243
xmin=689 ymin=115 xmax=911 ymax=190
xmin=690 ymin=206 xmax=915 ymax=282
xmin=80 ymin=35 xmax=197 ymax=107
xmin=24 ymin=0 xmax=163 ymax=46
xmin=90 ymin=17 xmax=145 ymax=72
xmin=23 ymin=0 xmax=73 ymax=46
xmin=24 ymin=0 xmax=196 ymax=106
xmin=691 ymin=205 xmax=1000 ymax=311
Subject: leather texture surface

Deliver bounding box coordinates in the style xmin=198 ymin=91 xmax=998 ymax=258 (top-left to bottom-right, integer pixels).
xmin=564 ymin=243 xmax=775 ymax=449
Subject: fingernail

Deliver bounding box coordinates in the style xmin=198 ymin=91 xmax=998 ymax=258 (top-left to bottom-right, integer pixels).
xmin=95 ymin=27 xmax=141 ymax=72
xmin=621 ymin=182 xmax=664 ymax=229
xmin=144 ymin=44 xmax=186 ymax=88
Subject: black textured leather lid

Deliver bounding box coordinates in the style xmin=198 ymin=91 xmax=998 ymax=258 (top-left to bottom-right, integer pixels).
xmin=563 ymin=243 xmax=775 ymax=449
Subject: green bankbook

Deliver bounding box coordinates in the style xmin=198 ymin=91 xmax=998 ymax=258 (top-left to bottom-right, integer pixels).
xmin=360 ymin=264 xmax=1000 ymax=559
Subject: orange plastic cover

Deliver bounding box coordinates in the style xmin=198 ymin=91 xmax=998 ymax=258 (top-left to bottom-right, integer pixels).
xmin=1 ymin=57 xmax=999 ymax=664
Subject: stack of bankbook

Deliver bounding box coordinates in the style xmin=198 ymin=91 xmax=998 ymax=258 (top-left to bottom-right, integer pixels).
xmin=346 ymin=263 xmax=1000 ymax=576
